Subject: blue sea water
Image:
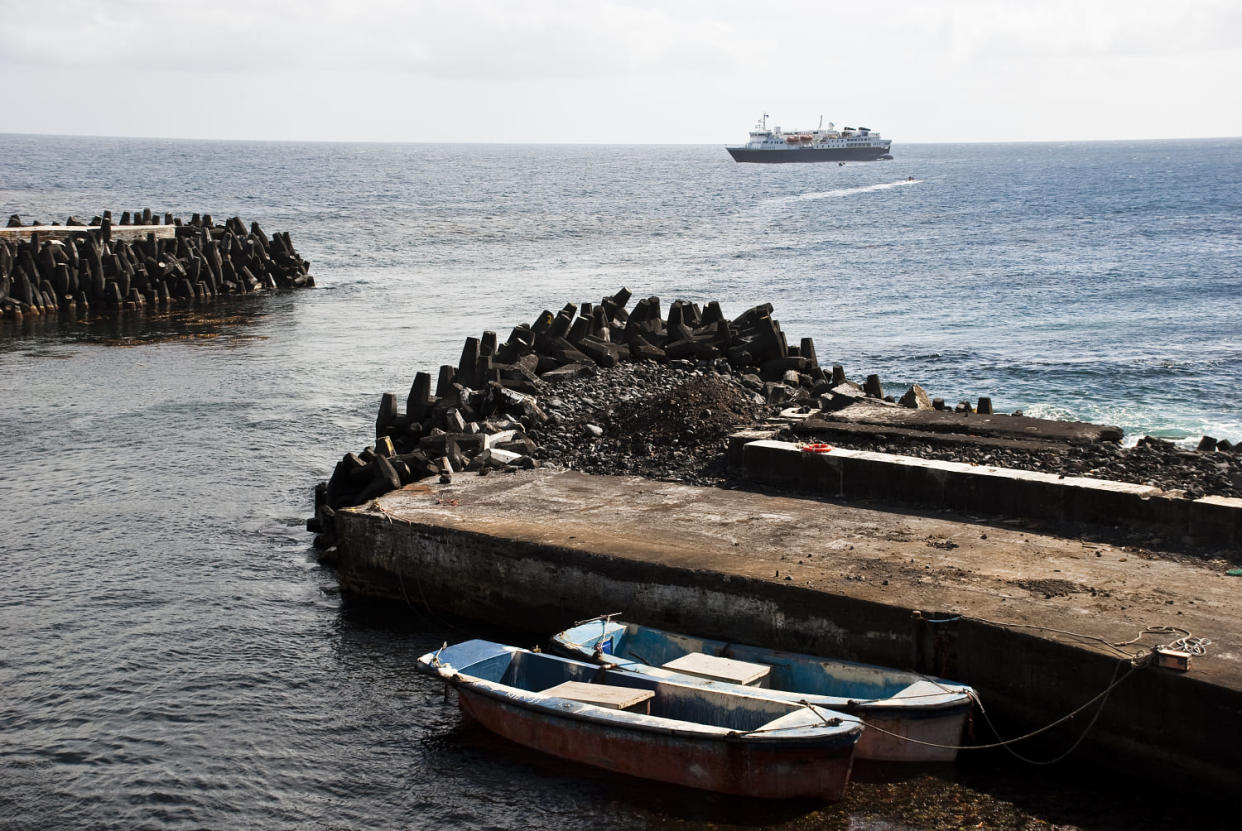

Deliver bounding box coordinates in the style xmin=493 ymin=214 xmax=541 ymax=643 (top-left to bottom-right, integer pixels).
xmin=1 ymin=134 xmax=1239 ymax=829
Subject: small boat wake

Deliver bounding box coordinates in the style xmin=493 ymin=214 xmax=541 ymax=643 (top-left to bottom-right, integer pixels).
xmin=765 ymin=179 xmax=920 ymax=205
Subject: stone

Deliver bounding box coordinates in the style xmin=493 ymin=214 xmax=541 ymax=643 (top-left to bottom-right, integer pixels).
xmin=541 ymin=362 xmax=596 ymax=382
xmin=585 ymin=423 xmax=604 ymax=438
xmin=457 ymin=337 xmax=481 ymax=387
xmin=435 ymin=365 xmax=456 ymax=398
xmin=356 ymin=455 xmax=401 ymax=501
xmin=488 ymin=448 xmax=524 ymax=466
xmin=445 ymin=408 xmax=467 ymax=433
xmin=898 ymin=384 xmax=932 ymax=410
xmin=577 ymin=334 xmax=622 ymax=367
xmin=799 ymin=337 xmax=819 ymax=369
xmin=864 ymin=374 xmax=883 ymax=398
xmin=759 ymin=356 xmax=809 ymax=382
xmin=763 ymin=382 xmax=789 ymax=404
xmin=977 ymin=397 xmax=994 ymax=415
xmin=479 ymin=330 xmax=497 ymax=357
xmin=1197 ymin=436 xmax=1217 ymax=452
xmin=495 ymin=436 xmax=538 ymax=455
xmin=376 ymin=392 xmax=400 ymax=438
xmin=407 ymin=372 xmax=433 ymax=421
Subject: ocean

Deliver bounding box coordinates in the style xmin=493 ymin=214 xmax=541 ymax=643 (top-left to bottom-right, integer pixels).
xmin=1 ymin=134 xmax=1239 ymax=829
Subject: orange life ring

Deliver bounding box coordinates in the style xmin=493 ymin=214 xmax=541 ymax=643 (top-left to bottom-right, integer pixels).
xmin=801 ymin=443 xmax=833 ymax=454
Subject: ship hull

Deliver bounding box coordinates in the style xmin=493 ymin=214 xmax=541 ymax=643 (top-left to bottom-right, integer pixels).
xmin=726 ymin=145 xmax=891 ymax=163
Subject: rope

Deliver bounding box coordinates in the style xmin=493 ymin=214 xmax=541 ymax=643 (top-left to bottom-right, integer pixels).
xmin=853 ymin=656 xmax=1141 ymax=755
xmin=1168 ymin=635 xmax=1211 ymax=655
xmin=736 ymin=700 xmax=846 ymax=736
xmin=922 ymin=615 xmax=1209 ymax=662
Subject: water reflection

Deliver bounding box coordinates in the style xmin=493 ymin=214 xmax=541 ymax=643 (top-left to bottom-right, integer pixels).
xmin=0 ymin=293 xmax=301 ymax=348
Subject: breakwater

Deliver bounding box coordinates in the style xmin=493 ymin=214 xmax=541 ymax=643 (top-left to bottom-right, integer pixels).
xmin=313 ymin=288 xmax=1241 ymax=554
xmin=311 ymin=287 xmax=916 ymax=539
xmin=0 ymin=211 xmax=312 ymax=322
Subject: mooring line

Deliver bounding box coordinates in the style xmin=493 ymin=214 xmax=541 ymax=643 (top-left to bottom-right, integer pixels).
xmin=855 ymin=656 xmax=1139 ymax=758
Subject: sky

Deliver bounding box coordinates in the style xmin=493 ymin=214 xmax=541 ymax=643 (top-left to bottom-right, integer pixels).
xmin=1 ymin=0 xmax=1240 ymax=144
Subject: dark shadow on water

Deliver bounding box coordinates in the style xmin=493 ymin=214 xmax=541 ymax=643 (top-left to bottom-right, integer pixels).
xmin=334 ymin=592 xmax=551 ymax=650
xmin=427 ymin=718 xmax=830 ymax=829
xmin=0 ymin=293 xmax=304 ymax=349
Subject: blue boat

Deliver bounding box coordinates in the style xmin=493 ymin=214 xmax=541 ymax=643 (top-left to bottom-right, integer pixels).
xmin=416 ymin=639 xmax=862 ymax=800
xmin=552 ymin=619 xmax=975 ymax=762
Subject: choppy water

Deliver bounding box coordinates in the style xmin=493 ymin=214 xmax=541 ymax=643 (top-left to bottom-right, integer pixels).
xmin=1 ymin=134 xmax=1239 ymax=829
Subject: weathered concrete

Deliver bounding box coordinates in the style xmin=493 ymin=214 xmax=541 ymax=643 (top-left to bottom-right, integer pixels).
xmin=789 ymin=417 xmax=1071 ymax=453
xmin=741 ymin=440 xmax=1242 ymax=545
xmin=331 ymin=469 xmax=1242 ymax=792
xmin=807 ymin=402 xmax=1124 ymax=444
xmin=0 ymin=224 xmax=175 ymax=243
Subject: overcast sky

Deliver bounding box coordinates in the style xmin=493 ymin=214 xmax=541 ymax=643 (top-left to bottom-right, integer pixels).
xmin=2 ymin=0 xmax=1239 ymax=143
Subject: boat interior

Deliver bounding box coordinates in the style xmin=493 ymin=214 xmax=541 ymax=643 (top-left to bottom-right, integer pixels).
xmin=562 ymin=620 xmax=949 ymax=702
xmin=441 ymin=640 xmax=847 ymax=733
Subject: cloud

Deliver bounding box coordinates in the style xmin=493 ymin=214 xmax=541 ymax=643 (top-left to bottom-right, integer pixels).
xmin=0 ymin=0 xmax=743 ymax=79
xmin=908 ymin=0 xmax=1242 ymax=61
xmin=0 ymin=0 xmax=1237 ymax=141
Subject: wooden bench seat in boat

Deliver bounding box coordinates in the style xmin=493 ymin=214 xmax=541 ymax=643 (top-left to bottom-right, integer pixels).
xmin=540 ymin=681 xmax=654 ymax=713
xmin=662 ymin=652 xmax=771 ymax=687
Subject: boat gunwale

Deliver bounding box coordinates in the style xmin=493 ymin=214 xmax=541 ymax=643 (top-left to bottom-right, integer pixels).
xmin=416 ymin=643 xmax=862 ymax=748
xmin=551 ymin=621 xmax=975 ymax=718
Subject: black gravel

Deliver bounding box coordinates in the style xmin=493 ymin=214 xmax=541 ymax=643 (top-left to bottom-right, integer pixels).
xmin=526 ymin=361 xmax=1242 ymax=500
xmin=781 ymin=430 xmax=1242 ymax=500
xmin=528 ymin=361 xmax=764 ymax=487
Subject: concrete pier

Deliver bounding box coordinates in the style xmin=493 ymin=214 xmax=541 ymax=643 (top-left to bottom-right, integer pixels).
xmin=0 ymin=223 xmax=175 ymax=243
xmin=739 ymin=438 xmax=1242 ymax=544
xmin=331 ymin=469 xmax=1242 ymax=792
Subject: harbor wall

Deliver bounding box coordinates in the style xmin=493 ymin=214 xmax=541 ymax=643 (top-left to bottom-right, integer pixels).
xmin=738 ymin=438 xmax=1242 ymax=545
xmin=332 ymin=498 xmax=1242 ymax=794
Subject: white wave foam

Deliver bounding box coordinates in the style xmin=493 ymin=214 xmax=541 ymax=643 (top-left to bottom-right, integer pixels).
xmin=766 ymin=180 xmax=919 ymax=205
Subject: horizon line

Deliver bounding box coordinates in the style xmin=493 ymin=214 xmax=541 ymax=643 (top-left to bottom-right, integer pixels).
xmin=3 ymin=131 xmax=1241 ymax=147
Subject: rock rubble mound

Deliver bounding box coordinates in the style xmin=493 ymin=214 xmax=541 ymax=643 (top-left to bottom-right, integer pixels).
xmin=309 ymin=287 xmax=1240 ymax=547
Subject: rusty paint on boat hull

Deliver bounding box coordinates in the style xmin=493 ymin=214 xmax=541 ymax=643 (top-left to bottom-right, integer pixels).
xmin=455 ymin=687 xmax=856 ymax=801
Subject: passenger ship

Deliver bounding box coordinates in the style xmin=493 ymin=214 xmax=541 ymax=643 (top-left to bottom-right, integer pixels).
xmin=726 ymin=115 xmax=892 ymax=163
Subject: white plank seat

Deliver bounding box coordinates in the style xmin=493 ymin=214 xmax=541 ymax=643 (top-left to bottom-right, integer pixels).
xmin=662 ymin=652 xmax=771 ymax=687
xmin=541 ymin=680 xmax=654 ymax=714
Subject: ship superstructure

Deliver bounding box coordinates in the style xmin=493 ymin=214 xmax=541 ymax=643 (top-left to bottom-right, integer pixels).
xmin=727 ymin=115 xmax=892 ymax=163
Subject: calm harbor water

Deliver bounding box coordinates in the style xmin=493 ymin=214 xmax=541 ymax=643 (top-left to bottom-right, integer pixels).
xmin=1 ymin=134 xmax=1239 ymax=829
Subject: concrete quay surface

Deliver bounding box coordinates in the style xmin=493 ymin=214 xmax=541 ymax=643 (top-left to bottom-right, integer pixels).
xmin=740 ymin=439 xmax=1242 ymax=545
xmin=332 ymin=469 xmax=1242 ymax=791
xmin=0 ymin=223 xmax=176 ymax=243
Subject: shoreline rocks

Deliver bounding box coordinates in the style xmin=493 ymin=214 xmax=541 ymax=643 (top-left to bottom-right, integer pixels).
xmin=310 ymin=288 xmax=1240 ymax=545
xmin=0 ymin=212 xmax=313 ymax=323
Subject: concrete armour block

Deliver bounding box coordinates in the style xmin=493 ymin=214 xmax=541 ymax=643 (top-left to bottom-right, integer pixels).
xmin=899 ymin=384 xmax=933 ymax=410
